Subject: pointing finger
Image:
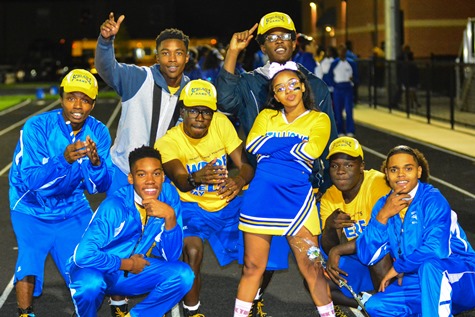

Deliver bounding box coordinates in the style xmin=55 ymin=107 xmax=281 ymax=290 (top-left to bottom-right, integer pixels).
xmin=116 ymin=14 xmax=125 ymax=26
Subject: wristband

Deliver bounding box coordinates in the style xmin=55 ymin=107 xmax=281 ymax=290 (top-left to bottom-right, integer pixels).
xmin=187 ymin=173 xmax=197 ymax=188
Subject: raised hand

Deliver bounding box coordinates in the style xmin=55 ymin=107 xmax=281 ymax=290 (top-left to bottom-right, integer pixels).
xmin=100 ymin=12 xmax=125 ymax=39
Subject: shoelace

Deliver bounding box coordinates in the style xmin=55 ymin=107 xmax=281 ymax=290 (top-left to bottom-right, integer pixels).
xmin=255 ymin=300 xmax=267 ymax=317
xmin=113 ymin=306 xmax=127 ymax=317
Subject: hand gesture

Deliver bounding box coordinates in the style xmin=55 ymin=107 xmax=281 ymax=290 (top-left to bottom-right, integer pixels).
xmin=326 ymin=246 xmax=348 ymax=285
xmin=142 ymin=198 xmax=177 ymax=230
xmin=194 ymin=159 xmax=228 ymax=185
xmin=217 ymin=175 xmax=245 ymax=203
xmin=325 ymin=209 xmax=355 ymax=230
xmin=100 ymin=12 xmax=125 ymax=39
xmin=379 ymin=266 xmax=403 ymax=292
xmin=85 ymin=136 xmax=100 ymax=166
xmin=377 ymin=189 xmax=412 ymax=224
xmin=128 ymin=254 xmax=150 ymax=275
xmin=64 ymin=140 xmax=88 ymax=164
xmin=228 ymin=23 xmax=258 ymax=53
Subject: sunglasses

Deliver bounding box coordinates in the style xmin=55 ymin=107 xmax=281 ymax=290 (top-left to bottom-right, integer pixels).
xmin=273 ymin=78 xmax=301 ymax=94
xmin=265 ymin=33 xmax=293 ymax=43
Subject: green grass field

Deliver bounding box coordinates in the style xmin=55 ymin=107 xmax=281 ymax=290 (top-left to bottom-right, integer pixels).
xmin=0 ymin=83 xmax=119 ymax=111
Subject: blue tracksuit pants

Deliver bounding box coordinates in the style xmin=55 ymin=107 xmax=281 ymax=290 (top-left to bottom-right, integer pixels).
xmin=333 ymin=85 xmax=355 ymax=135
xmin=365 ymin=257 xmax=475 ymax=316
xmin=68 ymin=258 xmax=194 ymax=317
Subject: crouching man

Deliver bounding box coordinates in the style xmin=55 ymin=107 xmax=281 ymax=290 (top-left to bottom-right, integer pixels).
xmin=67 ymin=146 xmax=194 ymax=317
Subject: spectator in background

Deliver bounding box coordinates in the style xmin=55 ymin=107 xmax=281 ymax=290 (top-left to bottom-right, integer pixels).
xmin=345 ymin=41 xmax=358 ymax=62
xmin=345 ymin=41 xmax=359 ymax=104
xmin=201 ymin=45 xmax=224 ymax=85
xmin=185 ymin=46 xmax=205 ymax=80
xmin=292 ymin=33 xmax=317 ymax=73
xmin=316 ymin=45 xmax=338 ymax=95
xmin=9 ymin=69 xmax=113 ymax=317
xmin=400 ymin=45 xmax=421 ymax=109
xmin=328 ymin=44 xmax=359 ymax=137
xmin=253 ymin=49 xmax=268 ymax=69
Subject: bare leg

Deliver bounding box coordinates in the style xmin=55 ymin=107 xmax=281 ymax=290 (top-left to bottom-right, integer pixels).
xmin=236 ymin=233 xmax=271 ymax=302
xmin=370 ymin=253 xmax=393 ymax=288
xmin=288 ymin=227 xmax=332 ymax=306
xmin=16 ymin=276 xmax=35 ymax=309
xmin=182 ymin=236 xmax=204 ymax=307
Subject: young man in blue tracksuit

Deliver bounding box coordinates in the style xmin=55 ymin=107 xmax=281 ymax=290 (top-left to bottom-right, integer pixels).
xmin=67 ymin=146 xmax=194 ymax=317
xmin=327 ymin=44 xmax=359 ymax=137
xmin=96 ymin=12 xmax=191 ymax=194
xmin=356 ymin=145 xmax=475 ymax=316
xmin=9 ymin=69 xmax=113 ymax=317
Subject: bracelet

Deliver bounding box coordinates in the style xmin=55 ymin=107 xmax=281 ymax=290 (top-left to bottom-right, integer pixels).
xmin=187 ymin=173 xmax=197 ymax=188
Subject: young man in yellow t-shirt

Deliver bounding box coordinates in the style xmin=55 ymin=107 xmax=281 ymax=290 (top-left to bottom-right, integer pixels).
xmin=155 ymin=79 xmax=254 ymax=317
xmin=320 ymin=137 xmax=392 ymax=311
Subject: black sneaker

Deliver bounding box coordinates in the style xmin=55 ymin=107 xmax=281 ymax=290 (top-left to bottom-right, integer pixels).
xmin=18 ymin=306 xmax=35 ymax=317
xmin=248 ymin=298 xmax=269 ymax=317
xmin=334 ymin=305 xmax=366 ymax=317
xmin=110 ymin=303 xmax=129 ymax=317
xmin=182 ymin=307 xmax=205 ymax=317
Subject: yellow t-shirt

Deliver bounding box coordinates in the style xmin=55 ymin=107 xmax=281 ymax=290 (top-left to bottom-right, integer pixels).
xmin=168 ymin=86 xmax=179 ymax=96
xmin=320 ymin=169 xmax=391 ymax=241
xmin=155 ymin=112 xmax=242 ymax=211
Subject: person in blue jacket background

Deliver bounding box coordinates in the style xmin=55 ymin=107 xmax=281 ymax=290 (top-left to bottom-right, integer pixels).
xmin=9 ymin=68 xmax=113 ymax=317
xmin=67 ymin=146 xmax=194 ymax=317
xmin=328 ymin=44 xmax=359 ymax=137
xmin=356 ymin=145 xmax=475 ymax=316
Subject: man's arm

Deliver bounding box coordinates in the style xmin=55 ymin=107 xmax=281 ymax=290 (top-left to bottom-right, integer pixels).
xmin=321 ymin=209 xmax=355 ymax=254
xmin=216 ymin=24 xmax=257 ymax=115
xmin=217 ymin=143 xmax=254 ymax=203
xmin=95 ymin=12 xmax=147 ymax=98
xmin=162 ymin=158 xmax=229 ymax=193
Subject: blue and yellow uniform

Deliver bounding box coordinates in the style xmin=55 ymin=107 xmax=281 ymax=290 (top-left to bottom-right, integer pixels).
xmin=240 ymin=109 xmax=330 ymax=235
xmin=67 ymin=183 xmax=194 ymax=317
xmin=357 ymin=182 xmax=475 ymax=316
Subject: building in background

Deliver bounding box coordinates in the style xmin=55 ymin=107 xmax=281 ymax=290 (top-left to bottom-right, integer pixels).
xmin=299 ymin=0 xmax=475 ymax=60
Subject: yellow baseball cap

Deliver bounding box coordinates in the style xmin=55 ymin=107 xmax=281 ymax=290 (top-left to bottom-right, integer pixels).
xmin=257 ymin=12 xmax=296 ymax=35
xmin=326 ymin=136 xmax=364 ymax=160
xmin=179 ymin=79 xmax=217 ymax=111
xmin=60 ymin=69 xmax=98 ymax=100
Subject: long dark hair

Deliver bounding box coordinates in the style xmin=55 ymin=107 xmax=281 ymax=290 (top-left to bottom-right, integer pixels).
xmin=263 ymin=69 xmax=317 ymax=112
xmin=381 ymin=145 xmax=430 ymax=183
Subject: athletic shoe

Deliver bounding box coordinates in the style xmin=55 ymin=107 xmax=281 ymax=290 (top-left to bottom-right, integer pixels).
xmin=110 ymin=303 xmax=129 ymax=317
xmin=182 ymin=307 xmax=205 ymax=317
xmin=248 ymin=298 xmax=269 ymax=317
xmin=334 ymin=305 xmax=367 ymax=317
xmin=18 ymin=307 xmax=35 ymax=317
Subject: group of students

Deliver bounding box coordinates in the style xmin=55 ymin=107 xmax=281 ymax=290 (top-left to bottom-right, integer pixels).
xmin=8 ymin=9 xmax=475 ymax=317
